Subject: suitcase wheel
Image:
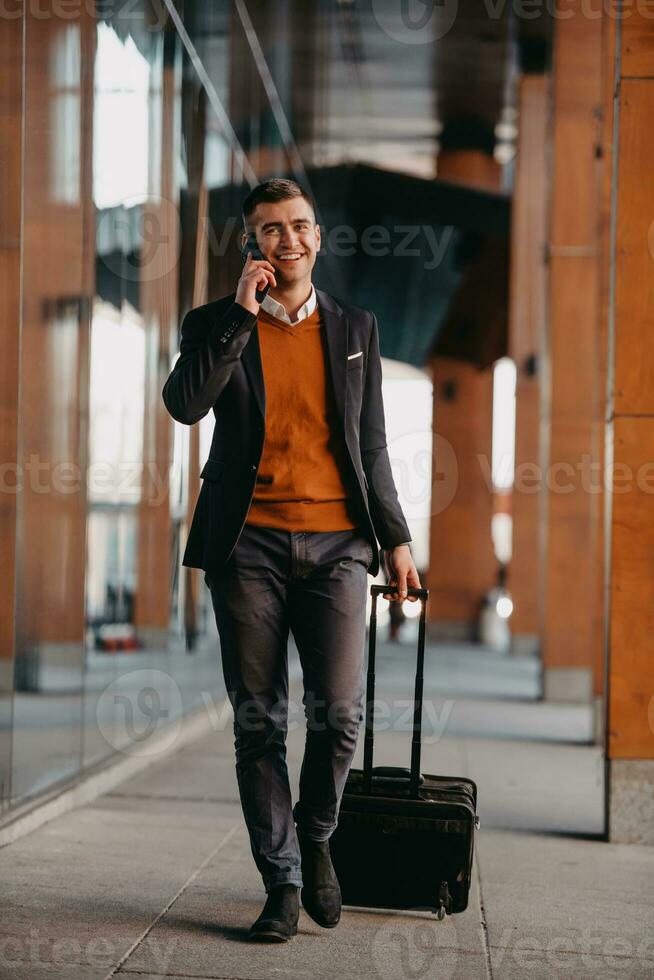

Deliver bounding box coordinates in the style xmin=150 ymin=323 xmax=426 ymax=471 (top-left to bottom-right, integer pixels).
xmin=435 ymin=881 xmax=452 ymax=920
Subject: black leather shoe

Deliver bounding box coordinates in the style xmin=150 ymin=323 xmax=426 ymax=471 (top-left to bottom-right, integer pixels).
xmin=249 ymin=884 xmax=300 ymax=942
xmin=298 ymin=833 xmax=342 ymax=928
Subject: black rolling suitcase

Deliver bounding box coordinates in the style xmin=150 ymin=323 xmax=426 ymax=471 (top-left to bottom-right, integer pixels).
xmin=329 ymin=584 xmax=479 ymax=919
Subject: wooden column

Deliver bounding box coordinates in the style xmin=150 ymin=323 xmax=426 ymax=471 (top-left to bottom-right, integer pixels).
xmin=507 ymin=75 xmax=548 ymax=657
xmin=183 ymin=176 xmax=209 ymax=652
xmin=591 ymin=7 xmax=618 ymax=723
xmin=175 ymin=74 xmax=209 ymax=650
xmin=437 ymin=151 xmax=502 ymax=194
xmin=0 ymin=13 xmax=24 ymax=807
xmin=427 ymin=357 xmax=496 ymax=638
xmin=542 ymin=5 xmax=604 ymax=702
xmin=134 ymin=43 xmax=181 ymax=649
xmin=605 ymin=8 xmax=654 ymax=843
xmin=14 ymin=12 xmax=95 ymax=689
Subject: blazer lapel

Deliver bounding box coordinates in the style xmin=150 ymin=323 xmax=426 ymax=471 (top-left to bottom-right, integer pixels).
xmin=316 ymin=287 xmax=349 ymax=429
xmin=241 ymin=323 xmax=265 ymax=421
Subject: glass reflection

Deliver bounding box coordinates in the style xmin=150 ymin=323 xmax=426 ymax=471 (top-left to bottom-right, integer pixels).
xmin=10 ymin=15 xmax=88 ymax=807
xmin=50 ymin=24 xmax=81 ymax=204
xmin=83 ymin=15 xmax=221 ymax=772
xmin=8 ymin=1 xmax=295 ymax=813
xmin=93 ymin=23 xmax=152 ymax=210
xmin=83 ymin=19 xmax=159 ymax=768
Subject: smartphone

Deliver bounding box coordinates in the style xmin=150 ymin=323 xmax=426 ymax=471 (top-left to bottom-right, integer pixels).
xmin=242 ymin=233 xmax=271 ymax=303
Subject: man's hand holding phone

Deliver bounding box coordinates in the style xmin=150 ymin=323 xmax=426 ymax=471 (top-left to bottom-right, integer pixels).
xmin=236 ymin=250 xmax=277 ymax=315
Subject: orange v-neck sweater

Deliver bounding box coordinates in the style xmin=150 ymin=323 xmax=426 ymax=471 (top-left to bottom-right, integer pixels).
xmin=244 ymin=304 xmax=361 ymax=532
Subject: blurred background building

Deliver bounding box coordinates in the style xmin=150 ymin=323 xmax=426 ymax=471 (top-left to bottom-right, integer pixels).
xmin=0 ymin=0 xmax=652 ymax=844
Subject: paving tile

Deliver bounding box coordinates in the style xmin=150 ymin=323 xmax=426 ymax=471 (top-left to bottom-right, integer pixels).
xmin=478 ymin=828 xmax=654 ymax=973
xmin=2 ymin=670 xmax=650 ymax=980
xmin=458 ymin=737 xmax=604 ymax=835
xmin=0 ymin=796 xmax=240 ymax=980
xmin=487 ymin=948 xmax=654 ymax=980
xmin=118 ymin=827 xmax=488 ymax=980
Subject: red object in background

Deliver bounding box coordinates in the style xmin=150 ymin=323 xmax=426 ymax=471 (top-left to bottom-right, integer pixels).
xmin=96 ymin=623 xmax=140 ymax=652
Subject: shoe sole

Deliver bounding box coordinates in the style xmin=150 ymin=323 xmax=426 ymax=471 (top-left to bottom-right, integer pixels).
xmin=302 ymin=912 xmax=340 ymax=929
xmin=249 ymin=925 xmax=298 ymax=943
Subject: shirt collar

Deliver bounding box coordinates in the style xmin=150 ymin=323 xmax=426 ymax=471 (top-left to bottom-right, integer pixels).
xmin=260 ymin=283 xmax=317 ymax=325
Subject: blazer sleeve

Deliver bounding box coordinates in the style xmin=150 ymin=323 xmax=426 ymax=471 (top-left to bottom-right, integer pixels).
xmin=162 ymin=300 xmax=257 ymax=425
xmin=359 ymin=312 xmax=412 ymax=549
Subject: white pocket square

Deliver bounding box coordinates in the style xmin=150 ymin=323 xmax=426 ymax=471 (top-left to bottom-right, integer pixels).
xmin=347 ymin=350 xmax=363 ymax=360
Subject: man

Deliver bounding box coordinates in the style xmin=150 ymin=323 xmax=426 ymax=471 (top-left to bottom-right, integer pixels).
xmin=162 ymin=178 xmax=420 ymax=941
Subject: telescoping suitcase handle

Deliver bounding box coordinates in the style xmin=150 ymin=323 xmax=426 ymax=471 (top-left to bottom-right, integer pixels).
xmin=362 ymin=583 xmax=430 ymax=799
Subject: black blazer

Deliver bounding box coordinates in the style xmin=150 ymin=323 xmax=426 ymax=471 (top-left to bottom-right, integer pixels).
xmin=162 ymin=287 xmax=411 ymax=578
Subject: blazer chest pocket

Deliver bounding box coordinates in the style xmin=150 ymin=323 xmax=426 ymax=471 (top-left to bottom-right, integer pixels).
xmin=347 ymin=354 xmax=364 ymax=390
xmin=200 ymin=458 xmax=226 ymax=482
xmin=347 ymin=354 xmax=364 ymax=409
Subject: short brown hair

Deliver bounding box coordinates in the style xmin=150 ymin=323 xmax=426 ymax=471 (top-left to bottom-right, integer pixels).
xmin=242 ymin=177 xmax=316 ymax=228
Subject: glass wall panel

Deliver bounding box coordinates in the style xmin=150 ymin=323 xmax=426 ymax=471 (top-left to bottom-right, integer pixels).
xmin=10 ymin=11 xmax=93 ymax=806
xmin=82 ymin=7 xmax=224 ymax=770
xmin=5 ymin=0 xmax=304 ymax=815
xmin=0 ymin=11 xmax=24 ymax=816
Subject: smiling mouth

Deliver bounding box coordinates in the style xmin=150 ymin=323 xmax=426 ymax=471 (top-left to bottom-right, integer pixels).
xmin=276 ymin=252 xmax=306 ymax=262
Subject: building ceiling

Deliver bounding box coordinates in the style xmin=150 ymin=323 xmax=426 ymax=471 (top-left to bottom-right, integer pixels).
xmin=184 ymin=0 xmax=550 ymax=183
xmin=185 ymin=1 xmax=547 ymax=366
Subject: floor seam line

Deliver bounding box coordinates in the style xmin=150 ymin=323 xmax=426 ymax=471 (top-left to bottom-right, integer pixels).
xmin=101 ymin=823 xmax=240 ymax=980
xmin=486 ymin=945 xmax=654 ymax=961
xmin=119 ymin=973 xmax=264 ymax=979
xmin=119 ymin=973 xmax=265 ymax=979
xmin=119 ymin=973 xmax=263 ymax=980
xmin=475 ymin=849 xmax=494 ymax=980
xmin=105 ymin=793 xmax=240 ymax=803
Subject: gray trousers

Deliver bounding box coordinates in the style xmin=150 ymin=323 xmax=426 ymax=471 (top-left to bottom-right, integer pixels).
xmin=204 ymin=523 xmax=373 ymax=892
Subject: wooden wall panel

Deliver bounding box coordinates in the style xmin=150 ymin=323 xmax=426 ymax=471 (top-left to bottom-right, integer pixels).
xmin=550 ymin=5 xmax=603 ymax=249
xmin=508 ymin=75 xmax=548 ymax=641
xmin=607 ymin=39 xmax=654 ymax=757
xmin=613 ymin=81 xmax=654 ymax=416
xmin=509 ymin=77 xmax=549 ymax=368
xmin=544 ymin=413 xmax=602 ymax=670
xmin=543 ymin=5 xmax=605 ymax=693
xmin=134 ymin=56 xmax=180 ymax=644
xmin=550 ymin=114 xmax=602 ymax=249
xmin=591 ymin=10 xmax=617 ymax=701
xmin=428 ymin=358 xmax=496 ymax=630
xmin=16 ymin=14 xmax=95 ymax=654
xmin=549 ymin=256 xmax=601 ymax=418
xmin=0 ymin=18 xmax=23 ymax=670
xmin=608 ymin=418 xmax=654 ymax=757
xmin=621 ymin=6 xmax=654 ymax=76
xmin=510 ymin=381 xmax=542 ymax=633
xmin=436 ymin=150 xmax=502 ymax=194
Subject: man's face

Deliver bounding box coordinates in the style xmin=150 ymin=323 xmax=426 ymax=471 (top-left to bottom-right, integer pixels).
xmin=243 ymin=198 xmax=321 ymax=286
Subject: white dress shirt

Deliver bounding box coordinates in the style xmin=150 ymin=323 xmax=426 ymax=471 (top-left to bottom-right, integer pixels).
xmin=260 ymin=283 xmax=317 ymax=325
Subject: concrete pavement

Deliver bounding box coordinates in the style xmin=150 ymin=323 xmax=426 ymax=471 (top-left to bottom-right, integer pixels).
xmin=1 ymin=669 xmax=652 ymax=980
